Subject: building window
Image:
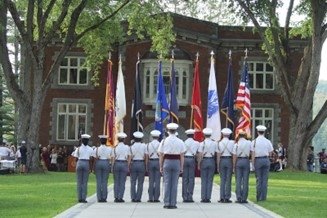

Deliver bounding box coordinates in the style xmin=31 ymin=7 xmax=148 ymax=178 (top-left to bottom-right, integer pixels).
xmin=142 ymin=59 xmax=192 ymax=105
xmin=59 ymin=56 xmax=88 ymax=85
xmin=248 ymin=61 xmax=274 ymax=90
xmin=57 ymin=103 xmax=88 ymax=141
xmin=251 ymin=107 xmax=274 ymax=140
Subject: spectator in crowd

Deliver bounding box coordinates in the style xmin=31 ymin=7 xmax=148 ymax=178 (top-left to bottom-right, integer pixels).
xmin=9 ymin=145 xmax=16 ymax=160
xmin=19 ymin=141 xmax=27 ymax=173
xmin=269 ymin=150 xmax=279 ymax=172
xmin=318 ymin=148 xmax=327 ymax=164
xmin=57 ymin=147 xmax=65 ymax=172
xmin=320 ymin=157 xmax=327 ymax=174
xmin=16 ymin=146 xmax=21 ymax=168
xmin=307 ymin=146 xmax=314 ymax=172
xmin=63 ymin=146 xmax=69 ymax=171
xmin=50 ymin=148 xmax=58 ymax=171
xmin=41 ymin=146 xmax=50 ymax=171
xmin=277 ymin=143 xmax=287 ymax=171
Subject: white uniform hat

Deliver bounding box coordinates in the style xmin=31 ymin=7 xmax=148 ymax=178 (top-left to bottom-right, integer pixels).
xmin=133 ymin=131 xmax=144 ymax=139
xmin=185 ymin=129 xmax=195 ymax=135
xmin=167 ymin=123 xmax=178 ymax=130
xmin=221 ymin=128 xmax=232 ymax=135
xmin=202 ymin=128 xmax=213 ymax=135
xmin=98 ymin=135 xmax=108 ymax=139
xmin=81 ymin=134 xmax=91 ymax=139
xmin=21 ymin=140 xmax=26 ymax=144
xmin=256 ymin=125 xmax=267 ymax=131
xmin=117 ymin=132 xmax=127 ymax=139
xmin=175 ymin=132 xmax=179 ymax=136
xmin=150 ymin=130 xmax=161 ymax=137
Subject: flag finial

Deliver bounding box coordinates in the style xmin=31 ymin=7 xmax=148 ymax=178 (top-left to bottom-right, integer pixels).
xmin=196 ymin=52 xmax=199 ymax=61
xmin=210 ymin=50 xmax=214 ymax=56
xmin=171 ymin=49 xmax=175 ymax=59
xmin=108 ymin=51 xmax=111 ymax=60
xmin=119 ymin=54 xmax=122 ymax=63
xmin=137 ymin=52 xmax=140 ymax=61
xmin=244 ymin=49 xmax=248 ymax=59
xmin=229 ymin=50 xmax=232 ymax=60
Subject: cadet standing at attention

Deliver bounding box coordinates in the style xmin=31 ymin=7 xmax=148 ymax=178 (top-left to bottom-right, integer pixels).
xmin=232 ymin=130 xmax=251 ymax=203
xmin=130 ymin=131 xmax=148 ymax=202
xmin=198 ymin=128 xmax=216 ymax=203
xmin=251 ymin=125 xmax=273 ymax=201
xmin=112 ymin=132 xmax=131 ymax=203
xmin=147 ymin=130 xmax=162 ymax=203
xmin=217 ymin=128 xmax=234 ymax=203
xmin=72 ymin=134 xmax=94 ymax=203
xmin=93 ymin=135 xmax=113 ymax=203
xmin=158 ymin=123 xmax=186 ymax=209
xmin=182 ymin=129 xmax=200 ymax=203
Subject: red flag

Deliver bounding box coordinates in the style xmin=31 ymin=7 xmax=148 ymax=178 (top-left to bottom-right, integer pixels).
xmin=235 ymin=61 xmax=251 ymax=137
xmin=191 ymin=59 xmax=204 ymax=141
xmin=104 ymin=60 xmax=115 ymax=146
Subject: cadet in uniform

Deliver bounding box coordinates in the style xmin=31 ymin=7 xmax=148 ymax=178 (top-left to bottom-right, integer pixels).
xmin=158 ymin=123 xmax=186 ymax=209
xmin=147 ymin=130 xmax=161 ymax=202
xmin=232 ymin=130 xmax=251 ymax=203
xmin=72 ymin=134 xmax=94 ymax=203
xmin=198 ymin=128 xmax=216 ymax=203
xmin=182 ymin=129 xmax=200 ymax=203
xmin=217 ymin=128 xmax=234 ymax=203
xmin=251 ymin=125 xmax=273 ymax=201
xmin=130 ymin=131 xmax=147 ymax=202
xmin=112 ymin=132 xmax=131 ymax=203
xmin=93 ymin=135 xmax=113 ymax=202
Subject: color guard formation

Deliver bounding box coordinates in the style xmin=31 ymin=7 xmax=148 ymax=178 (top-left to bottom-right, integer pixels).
xmin=72 ymin=123 xmax=274 ymax=208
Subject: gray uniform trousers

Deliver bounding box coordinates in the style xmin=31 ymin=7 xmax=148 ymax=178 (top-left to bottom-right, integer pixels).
xmin=182 ymin=157 xmax=196 ymax=201
xmin=219 ymin=157 xmax=233 ymax=200
xmin=148 ymin=159 xmax=161 ymax=201
xmin=200 ymin=158 xmax=215 ymax=200
xmin=163 ymin=159 xmax=180 ymax=206
xmin=76 ymin=160 xmax=90 ymax=201
xmin=113 ymin=161 xmax=128 ymax=199
xmin=254 ymin=157 xmax=270 ymax=201
xmin=235 ymin=158 xmax=250 ymax=201
xmin=95 ymin=159 xmax=110 ymax=201
xmin=130 ymin=161 xmax=146 ymax=201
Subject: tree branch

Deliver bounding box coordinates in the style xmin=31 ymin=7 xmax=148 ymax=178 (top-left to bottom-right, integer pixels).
xmin=26 ymin=0 xmax=35 ymax=43
xmin=6 ymin=0 xmax=27 ymax=39
xmin=284 ymin=0 xmax=294 ymax=41
xmin=42 ymin=0 xmax=57 ymax=31
xmin=37 ymin=0 xmax=43 ymax=41
xmin=75 ymin=0 xmax=131 ymax=41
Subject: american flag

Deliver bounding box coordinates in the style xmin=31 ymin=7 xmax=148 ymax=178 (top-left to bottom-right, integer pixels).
xmin=235 ymin=60 xmax=251 ymax=137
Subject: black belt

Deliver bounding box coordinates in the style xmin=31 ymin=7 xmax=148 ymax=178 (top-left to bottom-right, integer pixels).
xmin=203 ymin=157 xmax=214 ymax=159
xmin=78 ymin=159 xmax=89 ymax=161
xmin=164 ymin=154 xmax=180 ymax=160
xmin=150 ymin=158 xmax=159 ymax=160
xmin=185 ymin=156 xmax=195 ymax=158
xmin=238 ymin=157 xmax=248 ymax=159
xmin=133 ymin=160 xmax=144 ymax=162
xmin=255 ymin=156 xmax=268 ymax=159
xmin=221 ymin=156 xmax=232 ymax=158
xmin=115 ymin=160 xmax=127 ymax=162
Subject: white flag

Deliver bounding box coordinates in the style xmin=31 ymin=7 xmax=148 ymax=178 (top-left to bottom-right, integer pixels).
xmin=115 ymin=58 xmax=126 ymax=132
xmin=206 ymin=56 xmax=221 ymax=141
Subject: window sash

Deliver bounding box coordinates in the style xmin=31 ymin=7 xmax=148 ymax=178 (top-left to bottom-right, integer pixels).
xmin=251 ymin=107 xmax=274 ymax=140
xmin=248 ymin=61 xmax=274 ymax=90
xmin=58 ymin=56 xmax=88 ymax=86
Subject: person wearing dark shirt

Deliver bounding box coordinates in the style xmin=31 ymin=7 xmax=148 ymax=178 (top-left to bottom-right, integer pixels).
xmin=19 ymin=141 xmax=28 ymax=173
xmin=307 ymin=146 xmax=314 ymax=172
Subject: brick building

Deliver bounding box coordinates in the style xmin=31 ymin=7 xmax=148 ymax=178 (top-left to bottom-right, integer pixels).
xmin=39 ymin=13 xmax=306 ymax=148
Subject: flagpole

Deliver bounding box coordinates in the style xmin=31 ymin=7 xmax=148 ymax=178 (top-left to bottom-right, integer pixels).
xmin=190 ymin=52 xmax=199 ymax=129
xmin=226 ymin=50 xmax=232 ymax=128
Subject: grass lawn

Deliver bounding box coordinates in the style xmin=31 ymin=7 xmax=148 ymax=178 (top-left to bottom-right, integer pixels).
xmin=214 ymin=170 xmax=327 ymax=218
xmin=0 ymin=172 xmax=112 ymax=218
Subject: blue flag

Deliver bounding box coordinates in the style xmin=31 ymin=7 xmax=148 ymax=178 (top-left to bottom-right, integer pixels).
xmin=169 ymin=59 xmax=179 ymax=123
xmin=155 ymin=61 xmax=169 ymax=138
xmin=221 ymin=60 xmax=236 ymax=131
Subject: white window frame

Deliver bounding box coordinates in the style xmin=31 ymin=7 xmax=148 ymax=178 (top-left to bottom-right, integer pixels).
xmin=56 ymin=103 xmax=88 ymax=141
xmin=248 ymin=61 xmax=275 ymax=90
xmin=58 ymin=56 xmax=89 ymax=86
xmin=142 ymin=59 xmax=192 ymax=106
xmin=251 ymin=107 xmax=274 ymax=140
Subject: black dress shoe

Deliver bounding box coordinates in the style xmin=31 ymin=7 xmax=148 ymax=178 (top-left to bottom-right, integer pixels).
xmin=200 ymin=199 xmax=206 ymax=203
xmin=218 ymin=199 xmax=225 ymax=203
xmin=242 ymin=200 xmax=248 ymax=203
xmin=132 ymin=199 xmax=137 ymax=202
xmin=153 ymin=200 xmax=160 ymax=203
xmin=136 ymin=200 xmax=141 ymax=202
xmin=170 ymin=205 xmax=177 ymax=209
xmin=119 ymin=199 xmax=125 ymax=202
xmin=163 ymin=205 xmax=169 ymax=209
xmin=189 ymin=199 xmax=194 ymax=203
xmin=235 ymin=200 xmax=242 ymax=203
xmin=225 ymin=199 xmax=232 ymax=203
xmin=81 ymin=200 xmax=87 ymax=203
xmin=206 ymin=199 xmax=211 ymax=203
xmin=147 ymin=200 xmax=154 ymax=202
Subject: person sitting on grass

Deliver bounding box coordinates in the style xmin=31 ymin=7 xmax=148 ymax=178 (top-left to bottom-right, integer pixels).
xmin=320 ymin=157 xmax=327 ymax=174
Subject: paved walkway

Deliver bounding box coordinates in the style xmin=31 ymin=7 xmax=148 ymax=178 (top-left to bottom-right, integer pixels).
xmin=55 ymin=177 xmax=282 ymax=218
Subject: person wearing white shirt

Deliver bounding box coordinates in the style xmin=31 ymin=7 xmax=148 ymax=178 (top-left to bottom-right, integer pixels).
xmin=158 ymin=123 xmax=186 ymax=209
xmin=112 ymin=132 xmax=131 ymax=203
xmin=251 ymin=125 xmax=274 ymax=201
xmin=198 ymin=128 xmax=216 ymax=203
xmin=72 ymin=134 xmax=94 ymax=203
xmin=130 ymin=131 xmax=147 ymax=202
xmin=147 ymin=130 xmax=161 ymax=203
xmin=182 ymin=129 xmax=200 ymax=203
xmin=93 ymin=135 xmax=113 ymax=203
xmin=217 ymin=128 xmax=234 ymax=203
xmin=232 ymin=129 xmax=251 ymax=203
